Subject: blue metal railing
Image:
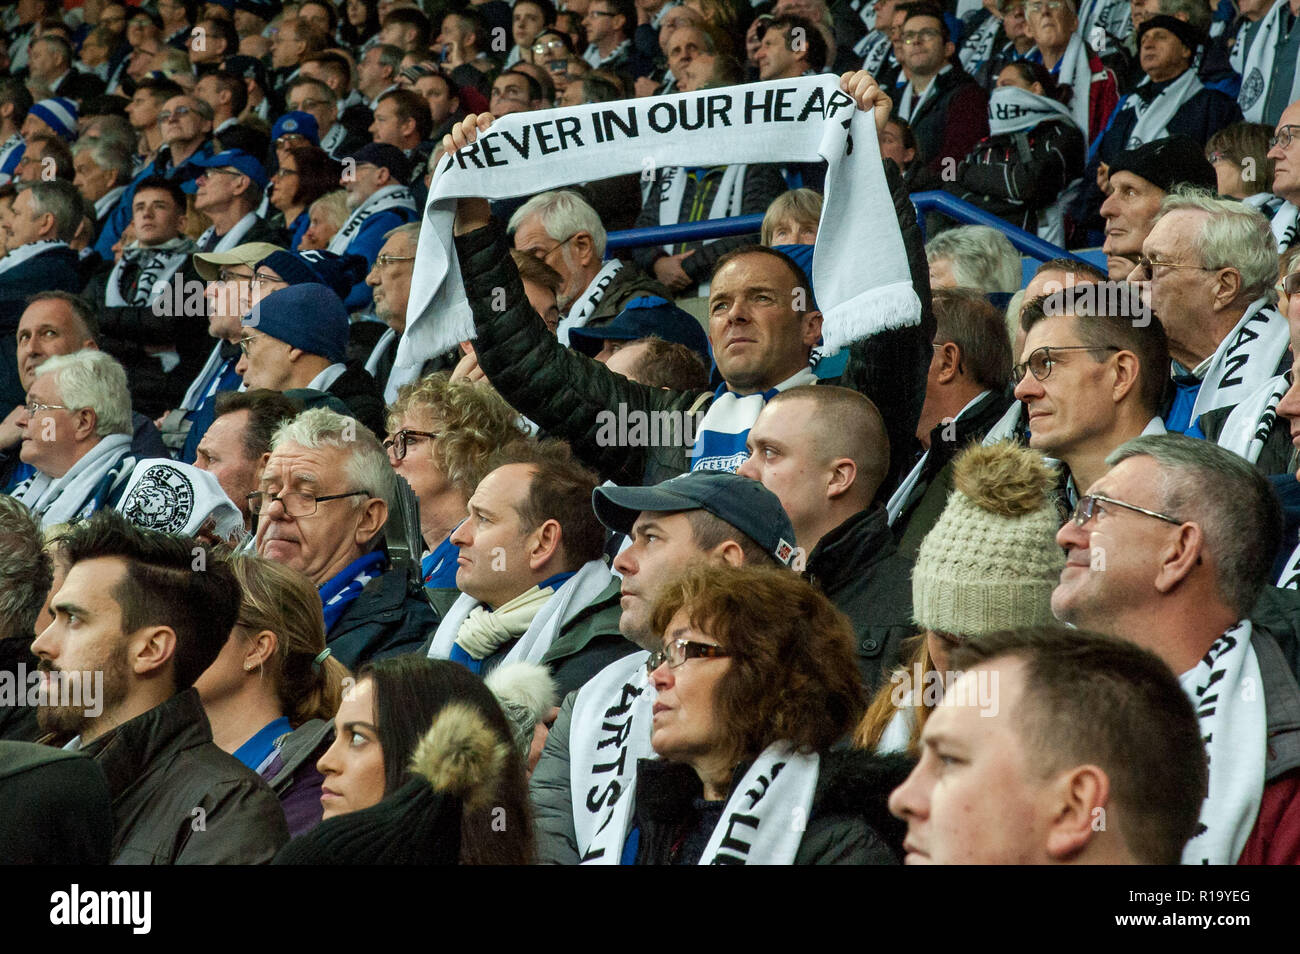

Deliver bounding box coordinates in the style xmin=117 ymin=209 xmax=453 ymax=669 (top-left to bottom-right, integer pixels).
xmin=604 ymin=192 xmax=1089 ymax=265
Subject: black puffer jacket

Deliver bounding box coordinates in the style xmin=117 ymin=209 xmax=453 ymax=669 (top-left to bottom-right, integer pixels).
xmin=946 ymin=119 xmax=1085 ymax=235
xmin=630 ymin=750 xmax=915 ymax=864
xmin=456 ymin=160 xmax=933 ymax=493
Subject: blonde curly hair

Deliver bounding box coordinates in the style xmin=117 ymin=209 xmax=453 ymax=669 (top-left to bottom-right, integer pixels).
xmin=385 ymin=372 xmax=529 ymax=498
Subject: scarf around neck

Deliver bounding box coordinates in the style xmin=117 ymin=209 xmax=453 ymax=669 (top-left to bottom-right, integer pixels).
xmin=1216 ymin=372 xmax=1288 ymax=464
xmin=1179 ymin=621 xmax=1266 ymax=865
xmin=556 ymin=258 xmax=623 ymax=344
xmin=197 ymin=212 xmax=259 ymax=255
xmin=105 ymin=236 xmax=195 ymax=307
xmin=959 ymin=12 xmax=1003 ymax=76
xmin=392 ymin=76 xmax=923 ymax=402
xmin=1120 ymin=69 xmax=1204 ymax=149
xmin=1237 ymin=0 xmax=1300 ymax=122
xmin=1271 ymin=201 xmax=1300 ymax=253
xmin=1034 ymin=34 xmax=1093 ymax=135
xmin=691 ymin=367 xmax=817 ymax=472
xmin=0 ymin=240 xmax=68 ymax=277
xmin=655 ymin=164 xmax=747 ymax=255
xmin=12 ymin=433 xmax=134 ymax=529
xmin=319 ymin=550 xmax=387 ymax=632
xmin=1189 ymin=298 xmax=1290 ymax=423
xmin=328 ymin=184 xmax=417 ymax=255
xmin=427 ymin=558 xmax=614 ymax=669
xmin=987 ymin=84 xmax=1077 ymax=136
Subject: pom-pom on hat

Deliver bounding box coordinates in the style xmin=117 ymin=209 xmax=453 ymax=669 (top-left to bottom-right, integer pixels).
xmin=911 ymin=441 xmax=1065 ymax=637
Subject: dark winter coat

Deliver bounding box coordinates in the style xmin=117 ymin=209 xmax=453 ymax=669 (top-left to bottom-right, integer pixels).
xmin=79 ymin=687 xmax=289 ymax=864
xmin=326 ymin=564 xmax=439 ymax=670
xmin=629 ymin=749 xmax=914 ymax=864
xmin=805 ymin=504 xmax=916 ymax=692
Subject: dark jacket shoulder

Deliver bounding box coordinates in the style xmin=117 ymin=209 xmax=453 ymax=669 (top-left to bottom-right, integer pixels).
xmin=327 ymin=565 xmax=438 ymax=670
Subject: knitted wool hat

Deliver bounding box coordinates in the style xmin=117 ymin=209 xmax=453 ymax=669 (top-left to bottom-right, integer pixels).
xmin=911 ymin=442 xmax=1065 ymax=637
xmin=28 ymin=98 xmax=78 ymax=142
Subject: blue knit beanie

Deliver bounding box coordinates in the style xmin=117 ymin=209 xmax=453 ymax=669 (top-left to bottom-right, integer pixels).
xmin=244 ymin=283 xmax=348 ymax=364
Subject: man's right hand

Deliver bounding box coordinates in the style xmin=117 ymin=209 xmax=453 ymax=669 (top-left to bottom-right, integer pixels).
xmin=0 ymin=405 xmax=24 ymax=451
xmin=653 ymin=251 xmax=696 ymax=292
xmin=444 ymin=113 xmax=497 ymax=234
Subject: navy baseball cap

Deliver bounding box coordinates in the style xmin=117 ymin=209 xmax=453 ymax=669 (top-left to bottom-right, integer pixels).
xmin=348 ymin=142 xmax=411 ymax=187
xmin=569 ymin=296 xmax=710 ymax=364
xmin=272 ymin=110 xmax=320 ymax=146
xmin=593 ymin=471 xmax=799 ymax=568
xmin=220 ymin=55 xmax=270 ymax=94
xmin=192 ymin=149 xmax=269 ymax=188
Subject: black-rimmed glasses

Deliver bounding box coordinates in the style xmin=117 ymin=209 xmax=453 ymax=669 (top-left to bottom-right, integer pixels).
xmin=1013 ymin=345 xmax=1119 ymax=383
xmin=383 ymin=429 xmax=440 ymax=460
xmin=246 ymin=489 xmax=372 ymax=517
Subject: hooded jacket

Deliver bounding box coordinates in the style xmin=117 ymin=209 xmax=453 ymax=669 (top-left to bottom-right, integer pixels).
xmin=629 ymin=749 xmax=914 ymax=864
xmin=79 ymin=687 xmax=289 ymax=864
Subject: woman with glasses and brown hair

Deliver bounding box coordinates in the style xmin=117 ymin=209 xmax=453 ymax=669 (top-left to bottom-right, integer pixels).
xmin=856 ymin=441 xmax=1064 ymax=757
xmin=384 ymin=372 xmax=528 ymax=589
xmin=268 ymin=143 xmax=343 ymax=251
xmin=607 ymin=563 xmax=910 ymax=865
xmin=195 ymin=554 xmax=352 ymax=837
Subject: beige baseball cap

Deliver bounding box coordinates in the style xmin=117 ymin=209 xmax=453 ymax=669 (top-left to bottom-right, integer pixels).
xmin=193 ymin=242 xmax=285 ymax=281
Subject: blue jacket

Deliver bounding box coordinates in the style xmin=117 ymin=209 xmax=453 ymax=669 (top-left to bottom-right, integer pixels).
xmin=338 ymin=207 xmax=418 ymax=309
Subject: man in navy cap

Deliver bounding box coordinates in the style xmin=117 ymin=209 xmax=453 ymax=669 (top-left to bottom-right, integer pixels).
xmin=568 ymin=295 xmax=710 ymax=367
xmin=236 ymin=282 xmax=385 ymax=434
xmin=530 ymin=470 xmax=799 ymax=863
xmin=192 ymin=148 xmax=288 ymax=251
xmin=331 ymin=142 xmax=418 ymax=308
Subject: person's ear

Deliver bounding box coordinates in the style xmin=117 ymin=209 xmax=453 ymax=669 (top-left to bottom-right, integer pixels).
xmin=376 ymin=166 xmax=393 ymax=187
xmin=825 ymin=456 xmax=856 ymax=502
xmin=801 ymin=308 xmax=823 ymax=348
xmin=286 ymin=345 xmax=305 ymax=364
xmin=1153 ymin=521 xmax=1205 ymax=594
xmin=243 ymin=629 xmax=278 ymax=671
xmin=129 ymin=625 xmax=178 ymax=679
xmin=355 ymin=496 xmax=389 ymax=546
xmin=1030 ymin=80 xmax=1044 ymax=95
xmin=710 ymin=539 xmax=745 ymax=567
xmin=1212 ymin=267 xmax=1242 ymax=311
xmin=570 ymin=230 xmax=595 ymax=266
xmin=72 ymin=406 xmax=98 ymax=441
xmin=935 ymin=340 xmax=962 ymax=383
xmin=528 ymin=517 xmax=563 ymax=570
xmin=1044 ymin=764 xmax=1110 ymax=861
xmin=1110 ymin=349 xmax=1139 ymax=403
xmin=944 ymin=39 xmax=955 ymax=60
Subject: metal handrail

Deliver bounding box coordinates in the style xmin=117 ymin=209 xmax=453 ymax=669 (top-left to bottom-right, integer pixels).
xmin=603 ymin=192 xmax=1088 ymax=265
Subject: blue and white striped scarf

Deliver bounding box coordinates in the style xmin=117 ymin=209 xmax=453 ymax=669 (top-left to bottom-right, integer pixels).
xmin=319 ymin=550 xmax=387 ymax=632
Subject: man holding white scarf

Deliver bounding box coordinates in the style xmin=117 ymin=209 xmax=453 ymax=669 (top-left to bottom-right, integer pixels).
xmin=423 ymin=441 xmax=629 ymax=693
xmin=529 ymin=470 xmax=798 ymax=863
xmin=428 ymin=71 xmax=932 ymax=491
xmin=1053 ymin=435 xmax=1300 ymax=865
xmin=1136 ymin=190 xmax=1294 ymax=474
xmin=11 ymin=351 xmax=136 ymax=530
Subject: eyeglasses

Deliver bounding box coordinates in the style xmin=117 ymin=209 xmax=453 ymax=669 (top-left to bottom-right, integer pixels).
xmin=272 ymin=167 xmax=299 ymax=179
xmin=218 ymin=267 xmax=256 ymax=283
xmin=291 ymin=97 xmax=333 ymax=110
xmin=375 ymin=253 xmax=416 ymax=266
xmin=1071 ymin=493 xmax=1182 ymax=528
xmin=1269 ymin=124 xmax=1300 ymax=151
xmin=157 ymin=106 xmax=195 ymax=123
xmin=901 ymin=28 xmax=941 ymax=43
xmin=237 ymin=332 xmax=264 ymax=354
xmin=535 ymin=233 xmax=576 ymax=263
xmin=24 ymin=401 xmax=70 ymax=415
xmin=198 ymin=168 xmax=246 ymax=182
xmin=252 ymin=270 xmax=287 ymax=287
xmin=532 ymin=39 xmax=567 ymax=55
xmin=1013 ymin=345 xmax=1119 ymax=382
xmin=645 ymin=638 xmax=732 ymax=675
xmin=1206 ymin=150 xmax=1229 ymax=164
xmin=246 ymin=489 xmax=372 ymax=517
xmin=1025 ymin=0 xmax=1065 ymax=11
xmin=1285 ymin=271 xmax=1300 ymax=297
xmin=277 ymin=134 xmax=307 ymax=145
xmin=383 ymin=428 xmax=440 ymax=460
xmin=1131 ymin=255 xmax=1218 ymax=281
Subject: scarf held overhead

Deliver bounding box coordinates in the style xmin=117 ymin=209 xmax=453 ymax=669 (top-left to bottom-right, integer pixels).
xmin=392 ymin=76 xmax=923 ymax=401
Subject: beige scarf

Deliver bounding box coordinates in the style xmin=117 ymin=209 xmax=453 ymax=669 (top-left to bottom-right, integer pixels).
xmin=454 ymin=585 xmax=556 ymax=660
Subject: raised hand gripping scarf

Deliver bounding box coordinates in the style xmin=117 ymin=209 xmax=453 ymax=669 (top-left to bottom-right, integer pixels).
xmin=389 ymin=76 xmax=923 ymax=402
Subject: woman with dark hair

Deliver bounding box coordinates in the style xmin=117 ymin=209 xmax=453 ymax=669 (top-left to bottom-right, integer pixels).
xmin=286 ymin=656 xmax=534 ymax=864
xmin=269 ymin=144 xmax=343 ymax=251
xmin=943 ymin=59 xmax=1085 ymax=245
xmin=600 ymin=564 xmax=911 ymax=866
xmin=195 ymin=555 xmax=351 ymax=837
xmin=341 ymin=0 xmax=382 ymax=51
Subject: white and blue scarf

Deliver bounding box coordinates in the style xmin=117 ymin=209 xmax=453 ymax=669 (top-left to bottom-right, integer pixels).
xmin=1188 ymin=298 xmax=1290 ymax=425
xmin=1117 ymin=69 xmax=1204 ymax=150
xmin=690 ymin=367 xmax=817 ymax=472
xmin=328 ymin=184 xmax=417 ymax=255
xmin=11 ymin=433 xmax=134 ymax=529
xmin=319 ymin=550 xmax=387 ymax=631
xmin=1237 ymin=0 xmax=1300 ymax=123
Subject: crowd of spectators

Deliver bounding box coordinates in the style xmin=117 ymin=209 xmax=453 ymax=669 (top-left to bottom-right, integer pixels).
xmin=3 ymin=0 xmax=1300 ymax=869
